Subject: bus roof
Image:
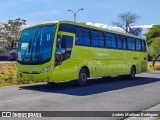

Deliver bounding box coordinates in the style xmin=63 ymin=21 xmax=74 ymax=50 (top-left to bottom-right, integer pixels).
xmin=25 ymin=20 xmax=145 ymax=40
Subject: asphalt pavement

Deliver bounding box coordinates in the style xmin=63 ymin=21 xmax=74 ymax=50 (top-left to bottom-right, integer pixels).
xmin=0 ymin=72 xmax=160 ymax=120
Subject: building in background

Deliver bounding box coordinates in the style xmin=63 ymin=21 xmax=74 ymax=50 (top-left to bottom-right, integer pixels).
xmin=130 ymin=27 xmax=143 ymax=36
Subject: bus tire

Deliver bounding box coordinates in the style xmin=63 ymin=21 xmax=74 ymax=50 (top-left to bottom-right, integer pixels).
xmin=77 ymin=68 xmax=88 ymax=86
xmin=130 ymin=66 xmax=136 ymax=80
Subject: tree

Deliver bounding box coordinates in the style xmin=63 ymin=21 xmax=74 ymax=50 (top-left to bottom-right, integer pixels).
xmin=144 ymin=25 xmax=160 ymax=65
xmin=150 ymin=37 xmax=160 ymax=66
xmin=0 ymin=18 xmax=26 ymax=50
xmin=144 ymin=25 xmax=160 ymax=46
xmin=150 ymin=37 xmax=160 ymax=57
xmin=113 ymin=12 xmax=140 ymax=33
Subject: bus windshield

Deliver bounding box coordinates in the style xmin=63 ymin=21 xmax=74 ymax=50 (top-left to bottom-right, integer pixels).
xmin=18 ymin=25 xmax=56 ymax=64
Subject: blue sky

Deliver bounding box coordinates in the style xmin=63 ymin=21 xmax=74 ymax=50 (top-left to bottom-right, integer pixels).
xmin=0 ymin=0 xmax=159 ymax=25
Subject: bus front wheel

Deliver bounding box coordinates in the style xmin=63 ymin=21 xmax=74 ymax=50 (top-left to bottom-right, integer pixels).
xmin=77 ymin=68 xmax=88 ymax=86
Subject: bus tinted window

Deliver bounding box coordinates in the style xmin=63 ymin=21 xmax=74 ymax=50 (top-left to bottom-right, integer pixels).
xmin=122 ymin=37 xmax=127 ymax=49
xmin=98 ymin=31 xmax=105 ymax=47
xmin=136 ymin=39 xmax=141 ymax=51
xmin=59 ymin=24 xmax=76 ymax=33
xmin=141 ymin=40 xmax=146 ymax=52
xmin=62 ymin=36 xmax=73 ymax=50
xmin=59 ymin=23 xmax=146 ymax=52
xmin=91 ymin=31 xmax=104 ymax=47
xmin=92 ymin=31 xmax=98 ymax=47
xmin=76 ymin=27 xmax=91 ymax=46
xmin=105 ymin=33 xmax=116 ymax=48
xmin=83 ymin=29 xmax=90 ymax=46
xmin=117 ymin=35 xmax=127 ymax=49
xmin=117 ymin=37 xmax=123 ymax=49
xmin=127 ymin=37 xmax=135 ymax=50
xmin=76 ymin=27 xmax=83 ymax=45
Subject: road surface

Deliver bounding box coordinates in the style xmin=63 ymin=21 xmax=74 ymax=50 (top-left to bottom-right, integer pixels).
xmin=0 ymin=72 xmax=160 ymax=120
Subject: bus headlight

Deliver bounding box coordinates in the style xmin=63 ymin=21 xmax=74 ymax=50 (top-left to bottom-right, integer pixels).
xmin=41 ymin=66 xmax=52 ymax=73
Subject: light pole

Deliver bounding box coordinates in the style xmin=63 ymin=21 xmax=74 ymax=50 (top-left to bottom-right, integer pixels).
xmin=67 ymin=8 xmax=84 ymax=22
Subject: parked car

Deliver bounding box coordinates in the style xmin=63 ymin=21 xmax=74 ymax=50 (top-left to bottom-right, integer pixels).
xmin=8 ymin=49 xmax=17 ymax=60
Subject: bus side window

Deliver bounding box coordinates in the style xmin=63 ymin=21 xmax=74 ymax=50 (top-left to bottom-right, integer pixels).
xmin=117 ymin=35 xmax=127 ymax=49
xmin=61 ymin=37 xmax=66 ymax=49
xmin=76 ymin=27 xmax=83 ymax=45
xmin=122 ymin=36 xmax=127 ymax=49
xmin=61 ymin=35 xmax=73 ymax=60
xmin=59 ymin=24 xmax=76 ymax=33
xmin=127 ymin=37 xmax=135 ymax=50
xmin=141 ymin=40 xmax=146 ymax=52
xmin=136 ymin=39 xmax=141 ymax=51
xmin=98 ymin=31 xmax=105 ymax=48
xmin=117 ymin=35 xmax=123 ymax=49
xmin=91 ymin=31 xmax=99 ymax=47
xmin=83 ymin=28 xmax=90 ymax=46
xmin=105 ymin=33 xmax=116 ymax=48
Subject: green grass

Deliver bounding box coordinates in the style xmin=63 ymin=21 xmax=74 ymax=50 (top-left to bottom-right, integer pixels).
xmin=0 ymin=63 xmax=37 ymax=87
xmin=148 ymin=62 xmax=160 ymax=72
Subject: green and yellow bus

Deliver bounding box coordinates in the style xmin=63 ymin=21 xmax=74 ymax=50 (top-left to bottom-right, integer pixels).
xmin=17 ymin=20 xmax=147 ymax=86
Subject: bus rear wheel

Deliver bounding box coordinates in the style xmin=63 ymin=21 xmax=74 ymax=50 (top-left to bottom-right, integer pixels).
xmin=77 ymin=68 xmax=88 ymax=86
xmin=130 ymin=66 xmax=136 ymax=80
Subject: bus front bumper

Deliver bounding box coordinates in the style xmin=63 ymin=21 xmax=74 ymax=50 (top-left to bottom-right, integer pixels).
xmin=17 ymin=71 xmax=53 ymax=82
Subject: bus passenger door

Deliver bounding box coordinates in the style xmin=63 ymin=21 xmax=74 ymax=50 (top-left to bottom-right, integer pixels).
xmin=54 ymin=33 xmax=77 ymax=82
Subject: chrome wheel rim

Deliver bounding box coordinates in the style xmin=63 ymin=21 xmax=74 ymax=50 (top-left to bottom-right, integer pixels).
xmin=81 ymin=73 xmax=87 ymax=81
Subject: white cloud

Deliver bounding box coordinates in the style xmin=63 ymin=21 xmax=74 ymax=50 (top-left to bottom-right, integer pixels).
xmin=132 ymin=25 xmax=153 ymax=29
xmin=86 ymin=22 xmax=153 ymax=36
xmin=86 ymin=22 xmax=126 ymax=33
